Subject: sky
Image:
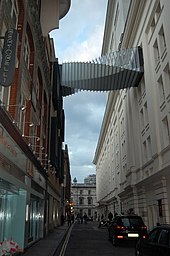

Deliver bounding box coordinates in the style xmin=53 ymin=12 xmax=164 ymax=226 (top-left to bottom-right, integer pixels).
xmin=50 ymin=0 xmax=108 ymax=183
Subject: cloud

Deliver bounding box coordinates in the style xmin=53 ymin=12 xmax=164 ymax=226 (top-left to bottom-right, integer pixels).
xmin=58 ymin=25 xmax=104 ymax=62
xmin=50 ymin=0 xmax=108 ymax=182
xmin=64 ymin=91 xmax=107 ymax=182
xmin=50 ymin=0 xmax=107 ymax=62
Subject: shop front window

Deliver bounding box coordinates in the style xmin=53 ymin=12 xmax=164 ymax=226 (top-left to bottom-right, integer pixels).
xmin=0 ymin=179 xmax=26 ymax=249
xmin=28 ymin=196 xmax=43 ymax=243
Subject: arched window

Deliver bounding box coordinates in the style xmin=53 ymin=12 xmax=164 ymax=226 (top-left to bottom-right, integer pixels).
xmin=88 ymin=197 xmax=92 ymax=205
xmin=79 ymin=197 xmax=84 ymax=205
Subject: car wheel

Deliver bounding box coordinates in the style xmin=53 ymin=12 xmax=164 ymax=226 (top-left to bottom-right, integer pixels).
xmin=112 ymin=234 xmax=117 ymax=246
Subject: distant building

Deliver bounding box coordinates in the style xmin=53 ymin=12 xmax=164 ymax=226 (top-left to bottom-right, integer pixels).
xmin=71 ymin=178 xmax=98 ymax=219
xmin=63 ymin=144 xmax=71 ymax=215
xmin=84 ymin=174 xmax=96 ymax=185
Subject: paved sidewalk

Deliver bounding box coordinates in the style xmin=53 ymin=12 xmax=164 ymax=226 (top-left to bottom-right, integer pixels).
xmin=22 ymin=224 xmax=69 ymax=256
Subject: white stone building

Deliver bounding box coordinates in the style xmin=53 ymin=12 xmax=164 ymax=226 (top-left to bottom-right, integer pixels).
xmin=84 ymin=174 xmax=96 ymax=185
xmin=71 ymin=181 xmax=97 ymax=219
xmin=93 ymin=0 xmax=170 ymax=230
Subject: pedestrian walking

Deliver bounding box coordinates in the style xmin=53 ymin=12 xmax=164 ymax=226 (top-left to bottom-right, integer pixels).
xmin=76 ymin=213 xmax=80 ymax=224
xmin=108 ymin=211 xmax=113 ymax=222
xmin=67 ymin=213 xmax=72 ymax=226
xmin=60 ymin=214 xmax=65 ymax=225
xmin=83 ymin=212 xmax=88 ymax=224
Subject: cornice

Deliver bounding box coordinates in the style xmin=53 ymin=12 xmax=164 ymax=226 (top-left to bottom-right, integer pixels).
xmin=59 ymin=0 xmax=71 ymax=20
xmin=122 ymin=0 xmax=147 ymax=48
xmin=102 ymin=0 xmax=116 ymax=55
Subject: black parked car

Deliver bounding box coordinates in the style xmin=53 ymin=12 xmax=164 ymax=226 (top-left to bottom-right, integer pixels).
xmin=108 ymin=215 xmax=147 ymax=246
xmin=135 ymin=225 xmax=170 ymax=256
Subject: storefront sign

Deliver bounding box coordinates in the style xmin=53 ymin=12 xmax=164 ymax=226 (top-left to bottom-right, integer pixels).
xmin=0 ymin=28 xmax=18 ymax=87
xmin=0 ymin=126 xmax=17 ymax=157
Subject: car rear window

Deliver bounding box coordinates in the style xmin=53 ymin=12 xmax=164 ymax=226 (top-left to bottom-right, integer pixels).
xmin=120 ymin=217 xmax=144 ymax=227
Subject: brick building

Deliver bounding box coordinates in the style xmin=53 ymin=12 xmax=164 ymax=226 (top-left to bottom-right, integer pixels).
xmin=0 ymin=0 xmax=71 ymax=250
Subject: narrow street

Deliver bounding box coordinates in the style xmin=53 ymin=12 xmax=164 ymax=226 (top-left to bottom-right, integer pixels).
xmin=57 ymin=221 xmax=135 ymax=256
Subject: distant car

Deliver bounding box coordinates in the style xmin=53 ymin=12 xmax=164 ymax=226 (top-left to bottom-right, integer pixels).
xmin=135 ymin=225 xmax=170 ymax=256
xmin=108 ymin=215 xmax=147 ymax=246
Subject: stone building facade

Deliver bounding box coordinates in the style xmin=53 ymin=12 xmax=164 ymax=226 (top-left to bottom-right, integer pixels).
xmin=94 ymin=0 xmax=170 ymax=230
xmin=71 ymin=181 xmax=97 ymax=220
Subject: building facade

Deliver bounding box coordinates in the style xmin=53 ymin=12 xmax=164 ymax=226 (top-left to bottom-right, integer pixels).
xmin=63 ymin=144 xmax=71 ymax=216
xmin=0 ymin=0 xmax=71 ymax=251
xmin=94 ymin=0 xmax=170 ymax=230
xmin=84 ymin=174 xmax=96 ymax=185
xmin=71 ymin=180 xmax=97 ymax=220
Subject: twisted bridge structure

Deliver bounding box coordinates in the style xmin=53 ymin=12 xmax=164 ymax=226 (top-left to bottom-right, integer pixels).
xmin=61 ymin=46 xmax=144 ymax=96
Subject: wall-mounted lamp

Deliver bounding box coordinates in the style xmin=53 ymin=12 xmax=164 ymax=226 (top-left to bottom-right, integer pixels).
xmin=36 ymin=153 xmax=48 ymax=158
xmin=7 ymin=104 xmax=26 ymax=111
xmin=22 ymin=134 xmax=40 ymax=141
xmin=13 ymin=120 xmax=34 ymax=127
xmin=28 ymin=143 xmax=44 ymax=150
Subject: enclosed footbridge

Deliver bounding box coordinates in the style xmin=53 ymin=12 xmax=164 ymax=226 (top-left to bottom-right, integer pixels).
xmin=61 ymin=46 xmax=144 ymax=96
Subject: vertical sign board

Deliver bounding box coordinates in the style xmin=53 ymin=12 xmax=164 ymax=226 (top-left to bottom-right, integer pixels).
xmin=0 ymin=28 xmax=18 ymax=87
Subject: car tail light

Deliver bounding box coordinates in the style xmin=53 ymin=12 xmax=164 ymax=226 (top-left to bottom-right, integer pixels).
xmin=141 ymin=226 xmax=147 ymax=230
xmin=142 ymin=235 xmax=147 ymax=239
xmin=117 ymin=235 xmax=124 ymax=239
xmin=115 ymin=225 xmax=126 ymax=231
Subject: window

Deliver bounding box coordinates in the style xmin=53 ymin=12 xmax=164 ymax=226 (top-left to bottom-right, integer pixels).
xmin=153 ymin=39 xmax=160 ymax=66
xmin=147 ymin=136 xmax=152 ymax=159
xmin=155 ymin=2 xmax=161 ymax=22
xmin=8 ymin=0 xmax=18 ymax=28
xmin=88 ymin=197 xmax=92 ymax=205
xmin=88 ymin=190 xmax=91 ymax=195
xmin=140 ymin=108 xmax=144 ymax=130
xmin=150 ymin=17 xmax=156 ymax=34
xmin=148 ymin=229 xmax=160 ymax=243
xmin=158 ymin=230 xmax=169 ymax=246
xmin=24 ymin=34 xmax=30 ymax=69
xmin=159 ymin=26 xmax=166 ymax=56
xmin=88 ymin=209 xmax=91 ymax=216
xmin=0 ymin=24 xmax=11 ymax=105
xmin=163 ymin=64 xmax=170 ymax=97
xmin=36 ymin=79 xmax=40 ymax=101
xmin=80 ymin=190 xmax=83 ymax=195
xmin=162 ymin=116 xmax=170 ymax=147
xmin=158 ymin=199 xmax=163 ymax=217
xmin=79 ymin=197 xmax=83 ymax=205
xmin=143 ymin=141 xmax=147 ymax=161
xmin=158 ymin=76 xmax=165 ymax=103
xmin=18 ymin=94 xmax=27 ymax=126
xmin=144 ymin=102 xmax=149 ymax=126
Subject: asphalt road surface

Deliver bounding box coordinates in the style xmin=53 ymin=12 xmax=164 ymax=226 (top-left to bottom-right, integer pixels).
xmin=59 ymin=221 xmax=135 ymax=256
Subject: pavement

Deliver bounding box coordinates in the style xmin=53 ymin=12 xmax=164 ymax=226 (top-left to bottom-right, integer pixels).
xmin=22 ymin=223 xmax=69 ymax=256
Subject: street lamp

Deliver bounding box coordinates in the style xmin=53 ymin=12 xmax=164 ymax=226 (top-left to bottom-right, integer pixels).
xmin=7 ymin=104 xmax=26 ymax=111
xmin=22 ymin=134 xmax=40 ymax=141
xmin=28 ymin=143 xmax=44 ymax=150
xmin=12 ymin=120 xmax=34 ymax=127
